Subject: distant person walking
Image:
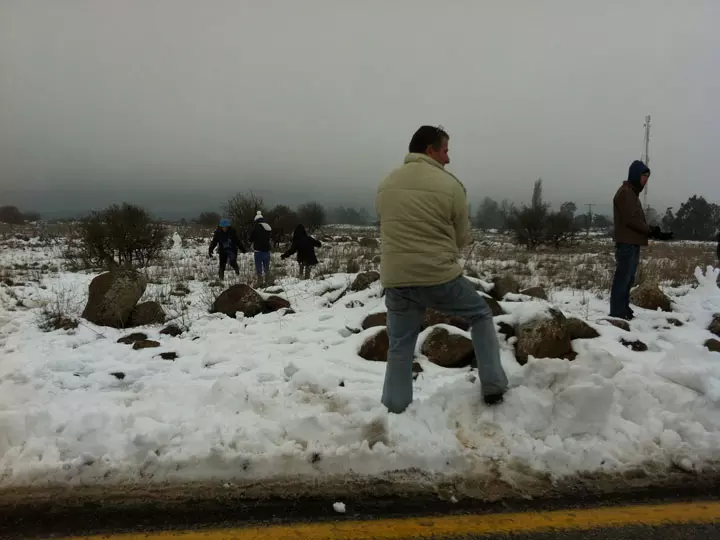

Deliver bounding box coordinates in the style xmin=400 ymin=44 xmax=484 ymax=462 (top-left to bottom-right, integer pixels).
xmin=375 ymin=125 xmax=508 ymax=414
xmin=610 ymin=160 xmax=673 ymax=320
xmin=250 ymin=211 xmax=273 ymax=284
xmin=208 ymin=218 xmax=246 ymax=280
xmin=281 ymin=224 xmax=322 ymax=279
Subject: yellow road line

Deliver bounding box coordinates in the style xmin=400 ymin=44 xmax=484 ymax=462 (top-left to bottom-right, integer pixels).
xmin=57 ymin=500 xmax=720 ymax=539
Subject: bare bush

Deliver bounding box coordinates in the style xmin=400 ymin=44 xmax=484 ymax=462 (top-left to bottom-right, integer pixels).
xmin=226 ymin=191 xmax=265 ymax=244
xmin=194 ymin=211 xmax=221 ymax=227
xmin=265 ymin=205 xmax=299 ymax=245
xmin=65 ymin=203 xmax=167 ymax=270
xmin=37 ymin=287 xmax=81 ymax=332
xmin=545 ymin=211 xmax=580 ymax=249
xmin=507 ymin=206 xmax=547 ymax=250
xmin=297 ymin=202 xmax=327 ymax=233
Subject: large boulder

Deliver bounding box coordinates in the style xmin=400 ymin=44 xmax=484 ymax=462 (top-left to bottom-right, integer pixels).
xmin=211 ymin=284 xmax=264 ymax=318
xmin=358 ymin=237 xmax=379 ymax=248
xmin=705 ymin=338 xmax=720 ymax=353
xmin=423 ymin=308 xmax=470 ymax=331
xmin=482 ymin=295 xmax=505 ymax=317
xmin=262 ymin=295 xmax=293 ymax=314
xmin=709 ymin=314 xmax=720 ymax=338
xmin=515 ymin=309 xmax=573 ymax=365
xmin=127 ymin=301 xmax=166 ymax=327
xmin=490 ymin=275 xmax=520 ymax=300
xmin=566 ymin=317 xmax=600 ymax=340
xmin=520 ymin=286 xmax=548 ymax=300
xmin=350 ymin=271 xmax=380 ymax=292
xmin=362 ymin=312 xmax=387 ymax=330
xmin=358 ymin=329 xmax=389 ymax=362
xmin=421 ymin=328 xmax=474 ymax=368
xmin=630 ymin=281 xmax=672 ymax=312
xmin=82 ymin=270 xmax=147 ymax=328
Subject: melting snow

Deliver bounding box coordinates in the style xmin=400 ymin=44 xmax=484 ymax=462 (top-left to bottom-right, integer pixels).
xmin=1 ymin=239 xmax=719 ymax=489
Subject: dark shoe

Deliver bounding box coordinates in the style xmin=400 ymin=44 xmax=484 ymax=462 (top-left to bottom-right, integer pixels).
xmin=483 ymin=393 xmax=504 ymax=405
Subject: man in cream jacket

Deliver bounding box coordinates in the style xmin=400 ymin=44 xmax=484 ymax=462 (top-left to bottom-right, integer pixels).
xmin=376 ymin=125 xmax=507 ymax=413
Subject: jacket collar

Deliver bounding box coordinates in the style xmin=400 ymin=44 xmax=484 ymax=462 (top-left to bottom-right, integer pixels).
xmin=403 ymin=153 xmax=466 ymax=192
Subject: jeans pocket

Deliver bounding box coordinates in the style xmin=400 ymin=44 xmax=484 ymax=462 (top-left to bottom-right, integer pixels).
xmin=385 ymin=289 xmax=412 ymax=311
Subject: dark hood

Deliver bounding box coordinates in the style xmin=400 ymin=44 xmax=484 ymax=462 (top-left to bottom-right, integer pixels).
xmin=627 ymin=160 xmax=650 ymax=194
xmin=293 ymin=224 xmax=308 ymax=241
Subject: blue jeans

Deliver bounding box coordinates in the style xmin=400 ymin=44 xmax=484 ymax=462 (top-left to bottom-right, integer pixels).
xmin=610 ymin=243 xmax=640 ymax=318
xmin=253 ymin=251 xmax=271 ymax=276
xmin=382 ymin=275 xmax=508 ymax=413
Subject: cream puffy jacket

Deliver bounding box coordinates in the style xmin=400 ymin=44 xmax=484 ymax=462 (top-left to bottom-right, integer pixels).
xmin=376 ymin=153 xmax=471 ymax=288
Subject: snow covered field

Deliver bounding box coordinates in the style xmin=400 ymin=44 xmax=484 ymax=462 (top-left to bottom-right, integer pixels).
xmin=1 ymin=231 xmax=720 ymax=497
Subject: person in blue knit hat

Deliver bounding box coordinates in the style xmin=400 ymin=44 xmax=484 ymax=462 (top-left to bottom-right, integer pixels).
xmin=209 ymin=218 xmax=246 ymax=280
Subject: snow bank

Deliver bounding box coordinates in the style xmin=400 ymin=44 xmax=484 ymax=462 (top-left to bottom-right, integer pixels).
xmin=1 ymin=238 xmax=720 ymax=492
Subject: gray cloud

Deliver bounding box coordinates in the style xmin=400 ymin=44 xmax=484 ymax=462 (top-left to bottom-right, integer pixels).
xmin=1 ymin=0 xmax=719 ymax=218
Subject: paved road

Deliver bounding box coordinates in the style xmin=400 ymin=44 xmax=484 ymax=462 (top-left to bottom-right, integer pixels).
xmin=2 ymin=496 xmax=719 ymax=539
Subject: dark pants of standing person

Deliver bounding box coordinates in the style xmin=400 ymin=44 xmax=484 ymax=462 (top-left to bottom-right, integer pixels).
xmin=610 ymin=242 xmax=640 ymax=319
xmin=219 ymin=250 xmax=239 ymax=280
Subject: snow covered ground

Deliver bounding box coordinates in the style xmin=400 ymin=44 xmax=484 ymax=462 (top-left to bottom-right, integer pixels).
xmin=1 ymin=234 xmax=720 ymax=494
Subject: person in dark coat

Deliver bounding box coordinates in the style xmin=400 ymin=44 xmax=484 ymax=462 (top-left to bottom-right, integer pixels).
xmin=209 ymin=218 xmax=246 ymax=280
xmin=281 ymin=224 xmax=322 ymax=279
xmin=249 ymin=211 xmax=273 ymax=283
xmin=610 ymin=160 xmax=673 ymax=320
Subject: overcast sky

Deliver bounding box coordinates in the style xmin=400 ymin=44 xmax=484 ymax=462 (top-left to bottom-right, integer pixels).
xmin=1 ymin=0 xmax=719 ymax=217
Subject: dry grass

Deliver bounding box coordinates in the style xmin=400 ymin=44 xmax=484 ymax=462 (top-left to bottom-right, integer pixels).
xmin=2 ymin=224 xmax=717 ymax=331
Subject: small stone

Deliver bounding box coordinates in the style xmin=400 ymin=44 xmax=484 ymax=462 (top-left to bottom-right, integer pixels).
xmin=158 ymin=352 xmax=178 ymax=360
xmin=620 ymin=338 xmax=648 ymax=352
xmin=132 ymin=339 xmax=160 ymax=350
xmin=160 ymin=324 xmax=183 ymax=337
xmin=602 ymin=318 xmax=630 ymax=332
xmin=117 ymin=332 xmax=148 ymax=345
xmin=110 ymin=372 xmax=125 ymax=380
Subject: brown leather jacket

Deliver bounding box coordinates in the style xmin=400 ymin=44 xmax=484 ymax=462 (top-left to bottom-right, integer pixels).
xmin=613 ymin=182 xmax=651 ymax=246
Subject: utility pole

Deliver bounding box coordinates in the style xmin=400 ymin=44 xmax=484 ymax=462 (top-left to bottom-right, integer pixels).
xmin=585 ymin=203 xmax=594 ymax=237
xmin=642 ymin=115 xmax=651 ymax=208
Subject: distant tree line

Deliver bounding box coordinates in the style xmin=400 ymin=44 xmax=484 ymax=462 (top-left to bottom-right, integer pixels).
xmin=475 ymin=184 xmax=720 ymax=248
xmin=0 ymin=205 xmax=41 ymax=225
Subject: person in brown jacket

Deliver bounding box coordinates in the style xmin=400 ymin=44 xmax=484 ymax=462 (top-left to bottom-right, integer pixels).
xmin=610 ymin=160 xmax=673 ymax=319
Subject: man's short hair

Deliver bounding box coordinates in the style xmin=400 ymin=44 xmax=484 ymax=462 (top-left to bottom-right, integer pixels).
xmin=408 ymin=125 xmax=449 ymax=153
